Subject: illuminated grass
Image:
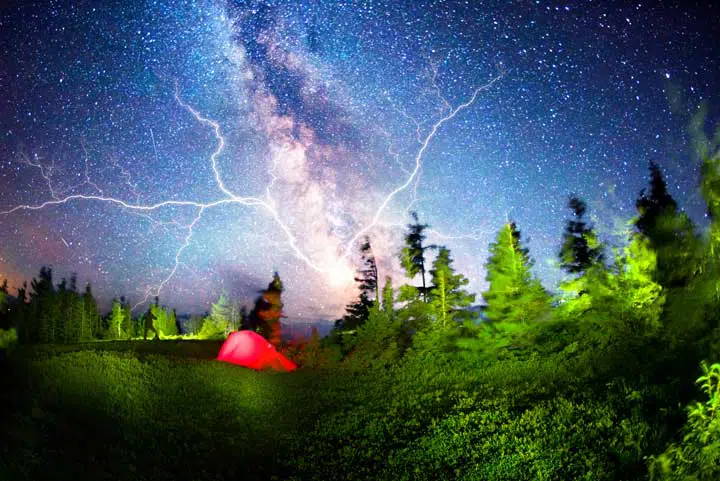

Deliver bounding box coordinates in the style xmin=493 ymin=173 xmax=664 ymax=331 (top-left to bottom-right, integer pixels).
xmin=0 ymin=341 xmax=683 ymax=481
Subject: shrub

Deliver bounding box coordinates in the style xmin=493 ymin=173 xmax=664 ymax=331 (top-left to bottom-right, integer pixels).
xmin=649 ymin=361 xmax=720 ymax=480
xmin=0 ymin=327 xmax=18 ymax=351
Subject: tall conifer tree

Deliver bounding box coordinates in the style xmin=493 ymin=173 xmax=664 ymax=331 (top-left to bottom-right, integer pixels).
xmin=635 ymin=161 xmax=699 ymax=287
xmin=428 ymin=247 xmax=476 ymax=326
xmin=559 ymin=196 xmax=604 ymax=275
xmin=400 ymin=212 xmax=435 ymax=302
xmin=483 ymin=223 xmax=549 ymax=324
xmin=355 ymin=236 xmax=379 ymax=301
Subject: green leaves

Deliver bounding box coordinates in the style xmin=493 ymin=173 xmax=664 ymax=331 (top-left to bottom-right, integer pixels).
xmin=649 ymin=361 xmax=720 ymax=481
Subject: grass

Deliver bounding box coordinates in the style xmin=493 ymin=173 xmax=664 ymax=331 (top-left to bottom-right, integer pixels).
xmin=0 ymin=341 xmax=361 ymax=480
xmin=0 ymin=339 xmax=686 ymax=480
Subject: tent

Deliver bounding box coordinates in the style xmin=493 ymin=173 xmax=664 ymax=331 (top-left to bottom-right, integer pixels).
xmin=217 ymin=330 xmax=297 ymax=372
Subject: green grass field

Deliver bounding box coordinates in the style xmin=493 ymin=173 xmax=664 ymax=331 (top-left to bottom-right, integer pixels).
xmin=0 ymin=339 xmax=690 ymax=480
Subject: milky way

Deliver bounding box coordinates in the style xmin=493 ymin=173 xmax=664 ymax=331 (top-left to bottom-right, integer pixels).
xmin=1 ymin=1 xmax=718 ymax=321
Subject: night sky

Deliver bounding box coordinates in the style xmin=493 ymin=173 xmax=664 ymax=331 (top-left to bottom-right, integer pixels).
xmin=1 ymin=1 xmax=718 ymax=321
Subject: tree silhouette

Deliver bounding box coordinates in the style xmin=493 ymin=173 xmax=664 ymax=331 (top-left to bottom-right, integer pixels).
xmin=336 ymin=236 xmax=381 ymax=332
xmin=400 ymin=212 xmax=435 ymax=303
xmin=355 ymin=236 xmax=379 ymax=301
xmin=635 ymin=161 xmax=699 ymax=288
xmin=558 ymin=195 xmax=604 ymax=275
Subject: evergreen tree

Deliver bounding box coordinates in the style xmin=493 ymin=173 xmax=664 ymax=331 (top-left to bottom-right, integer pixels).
xmin=109 ymin=299 xmax=124 ymax=339
xmin=559 ymin=196 xmax=604 ymax=275
xmin=83 ymin=283 xmax=100 ymax=340
xmin=198 ymin=293 xmax=230 ymax=339
xmin=635 ymin=161 xmax=700 ymax=287
xmin=400 ymin=212 xmax=435 ymax=302
xmin=381 ymin=276 xmax=394 ymax=318
xmin=0 ymin=279 xmax=9 ymax=330
xmin=71 ymin=294 xmax=86 ymax=342
xmin=355 ymin=236 xmax=379 ymax=301
xmin=428 ymin=247 xmax=476 ymax=327
xmin=121 ymin=298 xmax=133 ymax=339
xmin=335 ymin=293 xmax=373 ymax=332
xmin=351 ymin=303 xmax=404 ymax=368
xmin=483 ymin=222 xmax=549 ymax=324
xmin=31 ymin=267 xmax=58 ymax=343
xmin=211 ymin=292 xmax=231 ymax=328
xmin=336 ymin=237 xmax=381 ymax=332
xmin=13 ymin=283 xmax=28 ymax=342
xmin=56 ymin=277 xmax=72 ymax=343
xmin=151 ymin=303 xmax=178 ymax=337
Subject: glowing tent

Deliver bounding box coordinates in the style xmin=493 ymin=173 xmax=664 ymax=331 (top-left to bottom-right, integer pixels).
xmin=217 ymin=330 xmax=297 ymax=372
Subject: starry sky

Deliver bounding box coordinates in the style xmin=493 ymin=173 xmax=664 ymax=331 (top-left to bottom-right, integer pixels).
xmin=1 ymin=1 xmax=718 ymax=321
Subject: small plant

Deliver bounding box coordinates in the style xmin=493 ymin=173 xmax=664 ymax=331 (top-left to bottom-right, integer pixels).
xmin=0 ymin=327 xmax=18 ymax=351
xmin=649 ymin=361 xmax=720 ymax=480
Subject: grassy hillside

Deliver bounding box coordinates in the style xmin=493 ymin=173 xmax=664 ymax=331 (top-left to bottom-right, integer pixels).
xmin=0 ymin=338 xmax=700 ymax=481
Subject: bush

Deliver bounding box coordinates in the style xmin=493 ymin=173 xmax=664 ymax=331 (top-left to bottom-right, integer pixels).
xmin=0 ymin=327 xmax=17 ymax=351
xmin=649 ymin=361 xmax=720 ymax=480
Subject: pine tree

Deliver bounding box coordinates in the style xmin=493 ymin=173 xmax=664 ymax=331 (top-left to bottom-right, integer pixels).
xmin=109 ymin=299 xmax=124 ymax=340
xmin=559 ymin=196 xmax=604 ymax=275
xmin=428 ymin=247 xmax=476 ymax=327
xmin=483 ymin=222 xmax=549 ymax=324
xmin=0 ymin=279 xmax=9 ymax=330
xmin=355 ymin=236 xmax=379 ymax=301
xmin=381 ymin=276 xmax=394 ymax=318
xmin=31 ymin=267 xmax=58 ymax=343
xmin=400 ymin=212 xmax=435 ymax=302
xmin=151 ymin=303 xmax=178 ymax=337
xmin=635 ymin=161 xmax=700 ymax=287
xmin=211 ymin=292 xmax=231 ymax=328
xmin=337 ymin=237 xmax=381 ymax=332
xmin=13 ymin=283 xmax=28 ymax=342
xmin=83 ymin=283 xmax=100 ymax=340
xmin=121 ymin=298 xmax=133 ymax=339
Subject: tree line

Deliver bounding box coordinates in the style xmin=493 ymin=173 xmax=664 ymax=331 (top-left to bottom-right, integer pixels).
xmin=326 ymin=152 xmax=718 ymax=376
xmin=0 ymin=267 xmax=287 ymax=345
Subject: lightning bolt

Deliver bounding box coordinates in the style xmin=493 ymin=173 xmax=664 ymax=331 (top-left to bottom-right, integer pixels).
xmin=3 ymin=67 xmax=503 ymax=311
xmin=344 ymin=71 xmax=504 ymax=255
xmin=2 ymin=83 xmax=326 ymax=311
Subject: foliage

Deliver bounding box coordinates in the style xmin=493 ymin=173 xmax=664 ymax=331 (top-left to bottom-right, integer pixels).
xmin=13 ymin=268 xmax=100 ymax=344
xmin=335 ymin=237 xmax=382 ymax=334
xmin=197 ymin=316 xmax=228 ymax=340
xmin=428 ymin=247 xmax=476 ymax=327
xmin=108 ymin=299 xmax=125 ymax=340
xmin=483 ymin=222 xmax=550 ymax=324
xmin=635 ymin=161 xmax=701 ymax=288
xmin=649 ymin=361 xmax=720 ymax=481
xmin=0 ymin=327 xmax=17 ymax=350
xmin=559 ymin=195 xmax=604 ymax=274
xmin=400 ymin=211 xmax=435 ymax=302
xmin=151 ymin=304 xmax=179 ymax=337
xmin=347 ymin=303 xmax=404 ymax=369
xmin=284 ymin=328 xmax=340 ymax=368
xmin=355 ymin=236 xmax=379 ymax=301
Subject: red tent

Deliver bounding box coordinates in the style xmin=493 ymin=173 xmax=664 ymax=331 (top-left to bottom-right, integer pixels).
xmin=217 ymin=330 xmax=297 ymax=372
